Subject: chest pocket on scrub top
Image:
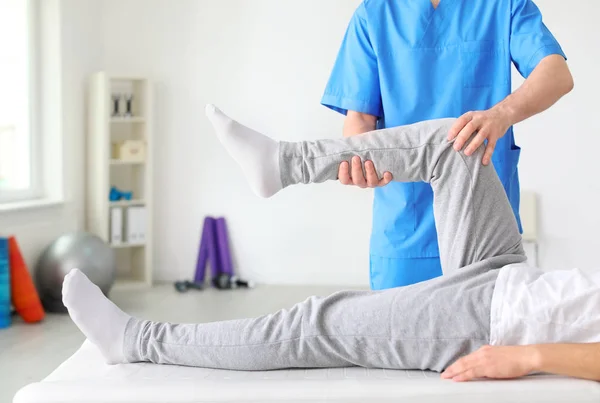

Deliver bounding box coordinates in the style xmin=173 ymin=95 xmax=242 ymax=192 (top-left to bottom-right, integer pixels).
xmin=460 ymin=40 xmax=506 ymax=88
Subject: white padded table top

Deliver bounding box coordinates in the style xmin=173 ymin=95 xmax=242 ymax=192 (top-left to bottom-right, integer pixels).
xmin=14 ymin=340 xmax=600 ymax=403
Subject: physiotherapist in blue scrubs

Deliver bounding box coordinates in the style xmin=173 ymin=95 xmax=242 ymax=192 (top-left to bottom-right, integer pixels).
xmin=322 ymin=0 xmax=574 ymax=290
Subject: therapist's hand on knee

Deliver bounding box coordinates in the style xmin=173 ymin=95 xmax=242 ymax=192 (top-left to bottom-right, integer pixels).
xmin=338 ymin=157 xmax=393 ymax=188
xmin=447 ymin=108 xmax=512 ymax=166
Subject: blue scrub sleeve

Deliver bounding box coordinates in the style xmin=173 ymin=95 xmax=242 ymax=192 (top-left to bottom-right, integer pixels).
xmin=510 ymin=0 xmax=567 ymax=78
xmin=321 ymin=3 xmax=382 ymax=117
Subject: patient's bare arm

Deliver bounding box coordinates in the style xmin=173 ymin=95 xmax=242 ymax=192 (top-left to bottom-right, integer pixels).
xmin=531 ymin=343 xmax=600 ymax=381
xmin=442 ymin=343 xmax=600 ymax=382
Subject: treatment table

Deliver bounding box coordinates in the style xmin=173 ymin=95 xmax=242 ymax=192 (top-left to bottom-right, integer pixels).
xmin=13 ymin=340 xmax=600 ymax=403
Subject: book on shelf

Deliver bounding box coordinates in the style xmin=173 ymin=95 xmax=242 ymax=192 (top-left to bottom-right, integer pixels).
xmin=110 ymin=207 xmax=123 ymax=245
xmin=126 ymin=206 xmax=146 ymax=244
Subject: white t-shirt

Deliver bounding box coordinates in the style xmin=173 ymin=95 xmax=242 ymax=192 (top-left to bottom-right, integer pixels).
xmin=490 ymin=263 xmax=600 ymax=346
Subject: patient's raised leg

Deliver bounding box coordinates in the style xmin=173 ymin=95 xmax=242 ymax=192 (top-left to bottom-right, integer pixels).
xmin=206 ymin=105 xmax=525 ymax=274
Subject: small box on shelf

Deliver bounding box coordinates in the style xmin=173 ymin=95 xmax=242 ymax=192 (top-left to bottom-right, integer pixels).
xmin=112 ymin=140 xmax=146 ymax=162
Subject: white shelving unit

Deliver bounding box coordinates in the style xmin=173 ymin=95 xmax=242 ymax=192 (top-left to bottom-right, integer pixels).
xmin=87 ymin=72 xmax=153 ymax=289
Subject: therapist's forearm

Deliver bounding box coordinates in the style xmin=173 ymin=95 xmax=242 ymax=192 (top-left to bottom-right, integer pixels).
xmin=529 ymin=343 xmax=600 ymax=381
xmin=343 ymin=111 xmax=378 ymax=137
xmin=494 ymin=54 xmax=574 ymax=126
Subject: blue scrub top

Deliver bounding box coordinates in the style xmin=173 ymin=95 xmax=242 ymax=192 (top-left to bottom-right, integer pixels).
xmin=322 ymin=0 xmax=566 ymax=287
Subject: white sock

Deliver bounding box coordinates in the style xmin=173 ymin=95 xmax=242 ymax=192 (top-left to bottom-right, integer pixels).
xmin=205 ymin=104 xmax=282 ymax=198
xmin=62 ymin=269 xmax=131 ymax=364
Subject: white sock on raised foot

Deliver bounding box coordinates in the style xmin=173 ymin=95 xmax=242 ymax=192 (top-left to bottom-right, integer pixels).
xmin=205 ymin=104 xmax=282 ymax=198
xmin=62 ymin=269 xmax=131 ymax=364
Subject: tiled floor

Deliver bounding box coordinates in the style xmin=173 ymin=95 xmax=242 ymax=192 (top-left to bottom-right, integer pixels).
xmin=0 ymin=283 xmax=357 ymax=402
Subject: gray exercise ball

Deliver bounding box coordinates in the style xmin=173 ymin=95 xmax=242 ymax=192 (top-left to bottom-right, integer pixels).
xmin=35 ymin=232 xmax=116 ymax=313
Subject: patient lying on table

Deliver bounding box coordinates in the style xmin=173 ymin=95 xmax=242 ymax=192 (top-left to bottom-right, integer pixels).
xmin=62 ymin=106 xmax=600 ymax=382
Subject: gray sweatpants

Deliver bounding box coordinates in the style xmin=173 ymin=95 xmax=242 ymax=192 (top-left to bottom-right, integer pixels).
xmin=124 ymin=119 xmax=526 ymax=371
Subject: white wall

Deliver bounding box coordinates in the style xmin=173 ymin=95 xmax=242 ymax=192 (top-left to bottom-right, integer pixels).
xmin=100 ymin=0 xmax=600 ymax=285
xmin=0 ymin=0 xmax=103 ymax=270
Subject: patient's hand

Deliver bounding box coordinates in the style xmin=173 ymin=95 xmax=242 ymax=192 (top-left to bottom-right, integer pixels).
xmin=338 ymin=156 xmax=393 ymax=188
xmin=441 ymin=345 xmax=537 ymax=382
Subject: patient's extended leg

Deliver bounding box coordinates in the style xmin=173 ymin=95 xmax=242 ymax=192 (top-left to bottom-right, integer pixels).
xmin=63 ymin=265 xmax=498 ymax=372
